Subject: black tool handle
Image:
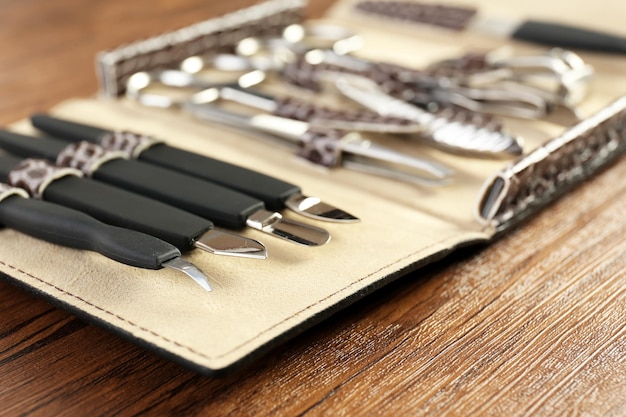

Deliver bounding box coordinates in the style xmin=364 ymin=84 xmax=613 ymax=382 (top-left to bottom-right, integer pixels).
xmin=512 ymin=20 xmax=626 ymax=54
xmin=94 ymin=159 xmax=264 ymax=229
xmin=140 ymin=144 xmax=300 ymax=211
xmin=0 ymin=153 xmax=213 ymax=251
xmin=0 ymin=129 xmax=66 ymax=160
xmin=31 ymin=113 xmax=110 ymax=142
xmin=30 ymin=114 xmax=302 ymax=210
xmin=43 ymin=176 xmax=213 ymax=252
xmin=0 ymin=130 xmax=263 ymax=228
xmin=0 ymin=195 xmax=180 ymax=269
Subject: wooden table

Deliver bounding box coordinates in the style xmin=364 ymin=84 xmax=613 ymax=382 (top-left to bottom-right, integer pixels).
xmin=1 ymin=1 xmax=625 ymax=415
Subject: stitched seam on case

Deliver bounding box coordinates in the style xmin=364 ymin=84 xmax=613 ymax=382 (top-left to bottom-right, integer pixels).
xmin=0 ymin=233 xmax=465 ymax=361
xmin=0 ymin=260 xmax=213 ymax=358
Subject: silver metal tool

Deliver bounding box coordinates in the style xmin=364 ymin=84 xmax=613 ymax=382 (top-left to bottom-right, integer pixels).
xmin=181 ymin=17 xmax=593 ymax=125
xmin=475 ymin=47 xmax=594 ymax=109
xmin=213 ymin=82 xmax=424 ymax=134
xmin=280 ymin=44 xmax=594 ymax=127
xmin=30 ymin=113 xmax=359 ymax=225
xmin=126 ymin=71 xmax=453 ymax=186
xmin=180 ymin=21 xmax=363 ymax=76
xmin=0 ymin=181 xmax=214 ymax=292
xmin=162 ymin=258 xmax=212 ymax=292
xmin=299 ymin=49 xmax=550 ymax=120
xmin=130 ymin=69 xmax=422 ymax=134
xmin=332 ymin=73 xmax=525 ymax=158
xmin=181 ymin=101 xmax=454 ymax=186
xmin=420 ymin=47 xmax=594 ymax=121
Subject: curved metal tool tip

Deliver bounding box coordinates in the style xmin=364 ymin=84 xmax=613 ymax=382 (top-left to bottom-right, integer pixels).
xmin=162 ymin=257 xmax=212 ymax=292
xmin=285 ymin=193 xmax=360 ymax=223
xmin=195 ymin=230 xmax=267 ymax=259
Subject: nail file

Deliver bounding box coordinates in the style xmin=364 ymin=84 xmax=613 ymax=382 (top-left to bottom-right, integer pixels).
xmin=216 ymin=82 xmax=423 ymax=134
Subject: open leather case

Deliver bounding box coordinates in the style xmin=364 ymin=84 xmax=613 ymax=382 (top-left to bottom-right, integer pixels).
xmin=1 ymin=0 xmax=625 ymax=375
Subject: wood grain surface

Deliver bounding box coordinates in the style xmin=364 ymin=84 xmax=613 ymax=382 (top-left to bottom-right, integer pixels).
xmin=1 ymin=0 xmax=625 ymax=416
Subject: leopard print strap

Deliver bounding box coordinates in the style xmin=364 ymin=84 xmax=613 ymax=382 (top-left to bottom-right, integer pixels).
xmin=273 ymin=96 xmax=414 ymax=126
xmin=7 ymin=159 xmax=83 ymax=199
xmin=0 ymin=183 xmax=29 ymax=204
xmin=354 ymin=1 xmax=477 ymax=31
xmin=56 ymin=142 xmax=128 ymax=176
xmin=297 ymin=128 xmax=360 ymax=167
xmin=99 ymin=131 xmax=163 ymax=158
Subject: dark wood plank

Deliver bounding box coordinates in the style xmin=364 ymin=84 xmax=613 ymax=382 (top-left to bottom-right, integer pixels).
xmin=0 ymin=0 xmax=625 ymax=416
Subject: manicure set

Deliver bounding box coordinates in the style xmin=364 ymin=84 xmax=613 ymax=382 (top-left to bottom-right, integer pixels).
xmin=1 ymin=0 xmax=625 ymax=374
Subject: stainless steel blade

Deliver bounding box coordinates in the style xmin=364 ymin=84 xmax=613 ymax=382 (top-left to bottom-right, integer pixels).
xmin=194 ymin=229 xmax=267 ymax=259
xmin=285 ymin=193 xmax=359 ymax=223
xmin=246 ymin=209 xmax=331 ymax=246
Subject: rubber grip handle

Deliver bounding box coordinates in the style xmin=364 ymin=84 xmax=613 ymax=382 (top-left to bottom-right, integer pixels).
xmin=141 ymin=144 xmax=300 ymax=211
xmin=0 ymin=129 xmax=67 ymax=160
xmin=0 ymin=196 xmax=180 ymax=269
xmin=512 ymin=20 xmax=626 ymax=53
xmin=31 ymin=113 xmax=110 ymax=142
xmin=30 ymin=115 xmax=301 ymax=210
xmin=41 ymin=176 xmax=212 ymax=252
xmin=94 ymin=159 xmax=264 ymax=229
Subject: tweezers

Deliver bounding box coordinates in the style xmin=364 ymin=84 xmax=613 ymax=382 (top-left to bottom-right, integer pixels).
xmin=184 ymin=101 xmax=453 ymax=186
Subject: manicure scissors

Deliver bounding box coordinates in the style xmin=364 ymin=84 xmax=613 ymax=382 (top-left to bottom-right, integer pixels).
xmin=180 ymin=21 xmax=363 ymax=77
xmin=285 ymin=48 xmax=578 ymax=121
xmin=126 ymin=68 xmax=525 ymax=159
xmin=421 ymin=47 xmax=593 ymax=118
xmin=179 ymin=18 xmax=592 ymax=123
